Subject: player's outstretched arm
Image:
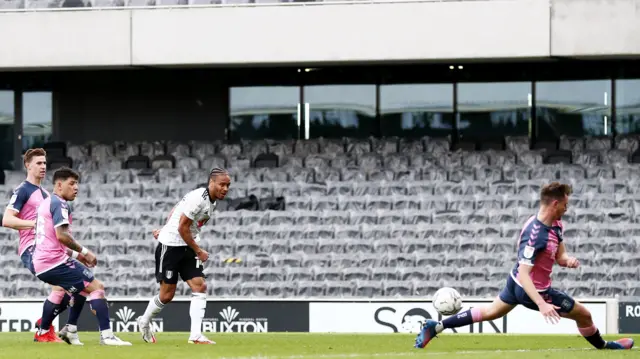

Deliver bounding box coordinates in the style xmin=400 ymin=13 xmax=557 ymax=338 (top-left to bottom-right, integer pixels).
xmin=56 ymin=224 xmax=97 ymax=267
xmin=1 ymin=208 xmax=35 ymax=230
xmin=178 ymin=214 xmax=209 ymax=262
xmin=555 ymin=242 xmax=579 ymax=268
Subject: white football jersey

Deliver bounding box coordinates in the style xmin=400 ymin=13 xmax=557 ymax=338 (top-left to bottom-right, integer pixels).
xmin=157 ymin=188 xmax=217 ymax=247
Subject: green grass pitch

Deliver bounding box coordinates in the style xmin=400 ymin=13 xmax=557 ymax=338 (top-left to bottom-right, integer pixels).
xmin=0 ymin=332 xmax=638 ymax=359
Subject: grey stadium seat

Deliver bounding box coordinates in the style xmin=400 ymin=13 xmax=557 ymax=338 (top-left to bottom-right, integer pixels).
xmin=11 ymin=136 xmax=636 ymax=299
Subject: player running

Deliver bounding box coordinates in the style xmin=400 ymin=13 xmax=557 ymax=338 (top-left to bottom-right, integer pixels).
xmin=2 ymin=149 xmax=90 ymax=344
xmin=33 ymin=167 xmax=131 ymax=346
xmin=137 ymin=168 xmax=230 ymax=344
xmin=414 ymin=182 xmax=634 ymax=351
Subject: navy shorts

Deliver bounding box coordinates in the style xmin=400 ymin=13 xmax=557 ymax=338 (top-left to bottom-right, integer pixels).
xmin=37 ymin=259 xmax=95 ymax=294
xmin=499 ymin=275 xmax=575 ymax=314
xmin=20 ymin=246 xmax=36 ymax=276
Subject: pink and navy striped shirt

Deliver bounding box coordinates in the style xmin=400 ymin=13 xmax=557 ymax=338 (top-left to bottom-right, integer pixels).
xmin=33 ymin=194 xmax=73 ymax=275
xmin=511 ymin=215 xmax=564 ymax=291
xmin=6 ymin=181 xmax=49 ymax=256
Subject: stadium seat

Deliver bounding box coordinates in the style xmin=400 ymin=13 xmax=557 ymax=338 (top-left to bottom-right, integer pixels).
xmin=124 ymin=155 xmax=150 ymax=169
xmin=0 ymin=0 xmax=23 ymax=9
xmin=43 ymin=142 xmax=67 ymax=158
xmin=532 ymin=139 xmax=558 ymax=151
xmin=383 ymin=280 xmax=413 ymax=297
xmin=479 ymin=138 xmax=505 ymax=151
xmin=4 ymin=136 xmax=634 ymax=298
xmin=603 ymin=149 xmax=629 ymax=165
xmin=632 ymin=150 xmax=640 ymax=164
xmin=151 ymin=155 xmax=175 ymax=169
xmin=48 ymin=156 xmax=73 ymax=171
xmin=543 ymin=150 xmax=572 ymax=164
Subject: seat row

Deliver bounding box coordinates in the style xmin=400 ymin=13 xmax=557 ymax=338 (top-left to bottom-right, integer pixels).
xmin=53 ymin=134 xmax=640 ymax=161
xmin=4 ymin=278 xmax=639 ymax=299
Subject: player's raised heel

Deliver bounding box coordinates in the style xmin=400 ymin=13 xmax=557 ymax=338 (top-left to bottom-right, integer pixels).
xmin=58 ymin=325 xmax=84 ymax=346
xmin=136 ymin=317 xmax=156 ymax=343
xmin=414 ymin=320 xmax=438 ymax=349
xmin=188 ymin=335 xmax=216 ymax=344
xmin=604 ymin=338 xmax=634 ymax=350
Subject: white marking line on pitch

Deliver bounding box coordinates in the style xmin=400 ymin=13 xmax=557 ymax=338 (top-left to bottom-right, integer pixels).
xmin=219 ymin=347 xmax=621 ymax=359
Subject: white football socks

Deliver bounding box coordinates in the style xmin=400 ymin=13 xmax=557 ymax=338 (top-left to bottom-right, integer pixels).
xmin=66 ymin=324 xmax=78 ymax=332
xmin=142 ymin=295 xmax=165 ymax=322
xmin=189 ymin=292 xmax=207 ymax=339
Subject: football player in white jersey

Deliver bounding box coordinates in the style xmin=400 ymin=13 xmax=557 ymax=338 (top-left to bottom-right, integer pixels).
xmin=137 ymin=168 xmax=230 ymax=344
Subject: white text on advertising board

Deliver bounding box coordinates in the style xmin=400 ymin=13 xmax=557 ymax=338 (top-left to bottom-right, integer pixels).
xmin=0 ymin=303 xmax=60 ymax=332
xmin=309 ymin=302 xmax=607 ymax=334
xmin=203 ymin=306 xmax=268 ymax=333
xmin=111 ymin=306 xmax=163 ymax=333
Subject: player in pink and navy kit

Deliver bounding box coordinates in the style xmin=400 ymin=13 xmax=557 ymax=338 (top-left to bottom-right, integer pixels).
xmin=33 ymin=167 xmax=131 ymax=346
xmin=2 ymin=149 xmax=87 ymax=344
xmin=414 ymin=182 xmax=634 ymax=351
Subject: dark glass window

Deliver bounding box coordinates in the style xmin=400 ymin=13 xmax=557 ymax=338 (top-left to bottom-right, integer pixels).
xmin=457 ymin=82 xmax=531 ymax=138
xmin=304 ymin=85 xmax=376 ymax=139
xmin=536 ymin=80 xmax=611 ymax=138
xmin=0 ymin=91 xmax=15 ymax=170
xmin=615 ymin=79 xmax=640 ymax=135
xmin=380 ymin=84 xmax=454 ymax=138
xmin=229 ymin=86 xmax=300 ymax=140
xmin=23 ymin=92 xmax=53 ymax=150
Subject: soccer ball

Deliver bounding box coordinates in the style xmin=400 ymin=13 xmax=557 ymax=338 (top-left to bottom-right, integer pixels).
xmin=432 ymin=287 xmax=463 ymax=316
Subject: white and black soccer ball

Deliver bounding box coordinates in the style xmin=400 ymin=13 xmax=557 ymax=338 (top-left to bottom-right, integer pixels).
xmin=432 ymin=287 xmax=463 ymax=316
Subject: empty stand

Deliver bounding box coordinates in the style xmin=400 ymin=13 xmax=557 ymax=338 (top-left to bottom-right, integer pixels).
xmin=1 ymin=134 xmax=639 ymax=298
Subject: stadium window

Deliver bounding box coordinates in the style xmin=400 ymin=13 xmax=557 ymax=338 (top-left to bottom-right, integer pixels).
xmin=23 ymin=92 xmax=53 ymax=151
xmin=303 ymin=85 xmax=376 ymax=139
xmin=536 ymin=80 xmax=612 ymax=138
xmin=615 ymin=79 xmax=640 ymax=135
xmin=456 ymin=82 xmax=532 ymax=139
xmin=380 ymin=84 xmax=454 ymax=138
xmin=0 ymin=90 xmax=15 ymax=170
xmin=229 ymin=86 xmax=300 ymax=141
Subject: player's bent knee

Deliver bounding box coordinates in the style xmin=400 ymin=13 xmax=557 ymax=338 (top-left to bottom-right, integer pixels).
xmin=84 ymin=279 xmax=105 ymax=294
xmin=567 ymin=302 xmax=593 ymax=325
xmin=88 ymin=289 xmax=105 ymax=301
xmin=93 ymin=279 xmax=105 ymax=290
xmin=577 ymin=306 xmax=593 ymax=321
xmin=47 ymin=290 xmax=66 ymax=304
xmin=187 ymin=277 xmax=207 ymax=293
xmin=192 ymin=282 xmax=207 ymax=294
xmin=197 ymin=283 xmax=207 ymax=293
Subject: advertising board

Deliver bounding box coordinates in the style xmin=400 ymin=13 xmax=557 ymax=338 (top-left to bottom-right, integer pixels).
xmin=309 ymin=301 xmax=608 ymax=334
